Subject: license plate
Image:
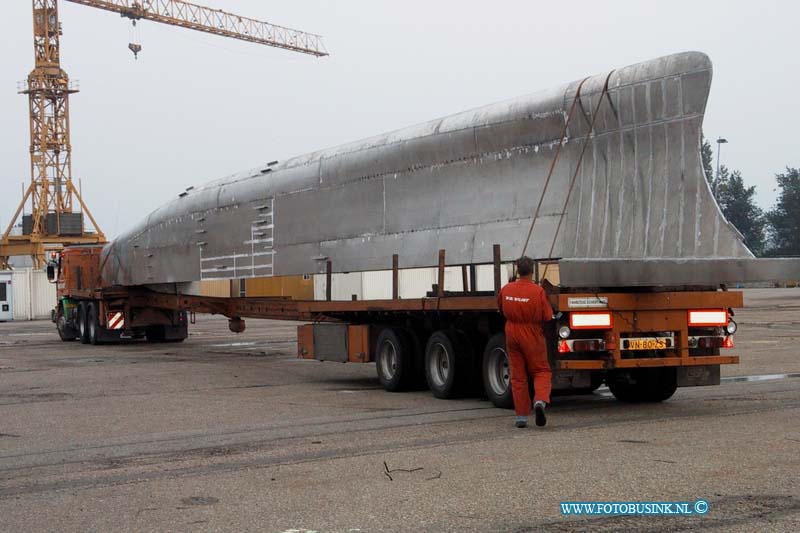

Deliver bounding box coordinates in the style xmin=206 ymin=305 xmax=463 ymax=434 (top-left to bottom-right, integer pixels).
xmin=626 ymin=338 xmax=669 ymax=350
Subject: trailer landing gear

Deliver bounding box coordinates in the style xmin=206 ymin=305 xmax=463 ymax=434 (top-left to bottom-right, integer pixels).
xmin=229 ymin=317 xmax=246 ymax=333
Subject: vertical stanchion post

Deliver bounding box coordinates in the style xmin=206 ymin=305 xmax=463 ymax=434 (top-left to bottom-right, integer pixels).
xmin=493 ymin=244 xmax=502 ymax=296
xmin=325 ymin=260 xmax=332 ymax=301
xmin=437 ymin=249 xmax=446 ymax=298
xmin=461 ymin=265 xmax=468 ymax=293
xmin=469 ymin=264 xmax=477 ymax=293
xmin=392 ymin=254 xmax=399 ymax=300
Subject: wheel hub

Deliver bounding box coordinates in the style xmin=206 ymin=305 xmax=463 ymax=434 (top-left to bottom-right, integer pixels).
xmin=487 ymin=347 xmax=510 ymax=395
xmin=379 ymin=341 xmax=398 ymax=379
xmin=429 ymin=343 xmax=451 ymax=387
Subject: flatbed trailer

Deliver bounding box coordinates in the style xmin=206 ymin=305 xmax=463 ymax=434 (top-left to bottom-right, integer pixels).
xmin=48 ymin=51 xmax=787 ymax=407
xmin=48 ymin=244 xmax=742 ymax=406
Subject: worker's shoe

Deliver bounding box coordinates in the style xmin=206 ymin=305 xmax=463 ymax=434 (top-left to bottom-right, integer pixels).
xmin=534 ymin=401 xmax=547 ymax=427
xmin=515 ymin=416 xmax=528 ymax=428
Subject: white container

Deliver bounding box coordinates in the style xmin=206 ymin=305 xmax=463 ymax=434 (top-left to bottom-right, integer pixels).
xmin=0 ymin=271 xmax=12 ymax=321
xmin=11 ymin=268 xmax=56 ymax=321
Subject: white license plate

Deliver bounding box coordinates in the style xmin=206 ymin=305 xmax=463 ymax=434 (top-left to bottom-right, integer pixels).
xmin=625 ymin=337 xmax=670 ymax=350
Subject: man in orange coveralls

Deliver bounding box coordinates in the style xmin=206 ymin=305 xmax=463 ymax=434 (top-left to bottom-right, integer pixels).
xmin=497 ymin=256 xmax=554 ymax=428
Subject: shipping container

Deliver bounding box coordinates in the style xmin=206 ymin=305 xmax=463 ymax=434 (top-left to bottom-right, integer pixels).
xmin=0 ymin=271 xmax=13 ymax=321
xmin=11 ymin=268 xmax=56 ymax=320
xmin=245 ymin=275 xmax=313 ymax=299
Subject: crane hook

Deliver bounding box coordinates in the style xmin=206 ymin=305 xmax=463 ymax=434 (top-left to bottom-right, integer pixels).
xmin=128 ymin=42 xmax=142 ymax=59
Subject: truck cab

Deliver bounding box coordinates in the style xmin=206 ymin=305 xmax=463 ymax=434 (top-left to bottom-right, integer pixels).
xmin=47 ymin=245 xmax=188 ymax=344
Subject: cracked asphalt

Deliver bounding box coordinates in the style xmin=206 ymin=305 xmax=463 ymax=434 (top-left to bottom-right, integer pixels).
xmin=0 ymin=288 xmax=798 ymax=532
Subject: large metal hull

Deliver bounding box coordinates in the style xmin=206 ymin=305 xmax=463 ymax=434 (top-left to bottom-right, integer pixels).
xmin=101 ymin=51 xmax=797 ymax=288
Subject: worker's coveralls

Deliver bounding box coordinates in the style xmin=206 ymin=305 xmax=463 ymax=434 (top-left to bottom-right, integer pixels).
xmin=497 ymin=278 xmax=554 ymax=416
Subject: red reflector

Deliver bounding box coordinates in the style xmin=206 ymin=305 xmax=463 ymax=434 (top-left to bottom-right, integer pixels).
xmin=558 ymin=340 xmax=571 ymax=353
xmin=723 ymin=336 xmax=734 ymax=348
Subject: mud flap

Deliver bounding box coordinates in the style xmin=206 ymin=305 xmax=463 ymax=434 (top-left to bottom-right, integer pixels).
xmin=677 ymin=365 xmax=720 ymax=387
xmin=552 ymin=370 xmax=592 ymax=390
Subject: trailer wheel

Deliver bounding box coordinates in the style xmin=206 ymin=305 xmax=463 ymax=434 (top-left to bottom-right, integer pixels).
xmin=482 ymin=333 xmax=514 ymax=409
xmin=87 ymin=303 xmax=101 ymax=345
xmin=77 ymin=302 xmax=89 ymax=344
xmin=608 ymin=368 xmax=678 ymax=403
xmin=375 ymin=328 xmax=415 ymax=392
xmin=424 ymin=330 xmax=471 ymax=399
xmin=643 ymin=368 xmax=678 ymax=402
xmin=146 ymin=326 xmax=166 ymax=343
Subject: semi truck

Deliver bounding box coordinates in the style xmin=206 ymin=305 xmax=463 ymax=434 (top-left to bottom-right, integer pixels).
xmin=46 ymin=51 xmax=798 ymax=407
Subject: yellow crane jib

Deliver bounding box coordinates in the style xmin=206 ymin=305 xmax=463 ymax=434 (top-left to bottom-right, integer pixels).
xmin=65 ymin=0 xmax=329 ymax=58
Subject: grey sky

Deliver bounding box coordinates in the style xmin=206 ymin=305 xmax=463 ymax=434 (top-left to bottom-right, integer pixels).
xmin=1 ymin=0 xmax=797 ymax=239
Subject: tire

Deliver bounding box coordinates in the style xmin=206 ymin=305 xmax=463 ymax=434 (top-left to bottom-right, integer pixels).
xmin=608 ymin=368 xmax=678 ymax=403
xmin=87 ymin=303 xmax=100 ymax=345
xmin=424 ymin=330 xmax=471 ymax=399
xmin=145 ymin=325 xmax=166 ymax=343
xmin=77 ymin=302 xmax=89 ymax=344
xmin=375 ymin=328 xmax=416 ymax=392
xmin=56 ymin=312 xmax=78 ymax=342
xmin=482 ymin=333 xmax=514 ymax=409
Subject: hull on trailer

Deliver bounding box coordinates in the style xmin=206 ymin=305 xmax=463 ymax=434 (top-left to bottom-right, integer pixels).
xmin=104 ymin=51 xmax=786 ymax=289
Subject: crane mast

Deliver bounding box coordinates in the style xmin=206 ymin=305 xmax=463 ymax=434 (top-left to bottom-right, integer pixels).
xmin=1 ymin=0 xmax=326 ymax=269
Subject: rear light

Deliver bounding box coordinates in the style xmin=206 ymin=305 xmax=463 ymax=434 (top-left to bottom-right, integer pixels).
xmin=688 ymin=309 xmax=728 ymax=327
xmin=691 ymin=336 xmax=734 ymax=349
xmin=572 ymin=339 xmax=601 ymax=352
xmin=569 ymin=312 xmax=613 ymax=329
xmin=558 ymin=340 xmax=571 ymax=353
xmin=558 ymin=325 xmax=571 ymax=339
xmin=723 ymin=336 xmax=734 ymax=348
xmin=725 ymin=320 xmax=737 ymax=335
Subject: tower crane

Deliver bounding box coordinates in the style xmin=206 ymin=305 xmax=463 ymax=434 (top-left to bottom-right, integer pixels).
xmin=1 ymin=0 xmax=327 ymax=269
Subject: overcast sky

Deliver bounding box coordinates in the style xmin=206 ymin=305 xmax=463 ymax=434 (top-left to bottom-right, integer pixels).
xmin=1 ymin=0 xmax=797 ymax=239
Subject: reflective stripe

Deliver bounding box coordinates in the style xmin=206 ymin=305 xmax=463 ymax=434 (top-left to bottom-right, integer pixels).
xmin=107 ymin=312 xmax=125 ymax=330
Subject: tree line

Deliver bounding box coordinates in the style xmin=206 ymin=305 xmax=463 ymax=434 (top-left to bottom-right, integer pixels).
xmin=701 ymin=134 xmax=798 ymax=257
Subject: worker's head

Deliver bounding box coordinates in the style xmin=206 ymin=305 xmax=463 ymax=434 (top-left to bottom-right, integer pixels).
xmin=516 ymin=256 xmax=535 ymax=279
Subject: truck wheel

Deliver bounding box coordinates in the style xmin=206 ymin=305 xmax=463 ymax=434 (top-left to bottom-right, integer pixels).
xmin=56 ymin=314 xmax=78 ymax=341
xmin=424 ymin=330 xmax=471 ymax=399
xmin=482 ymin=333 xmax=514 ymax=409
xmin=375 ymin=328 xmax=415 ymax=392
xmin=608 ymin=368 xmax=678 ymax=403
xmin=87 ymin=303 xmax=100 ymax=345
xmin=77 ymin=303 xmax=89 ymax=344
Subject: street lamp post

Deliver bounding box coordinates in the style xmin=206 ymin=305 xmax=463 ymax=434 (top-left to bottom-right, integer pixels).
xmin=715 ymin=137 xmax=728 ymax=195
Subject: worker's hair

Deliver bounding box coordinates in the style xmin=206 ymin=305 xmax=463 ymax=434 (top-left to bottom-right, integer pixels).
xmin=516 ymin=256 xmax=534 ymax=277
